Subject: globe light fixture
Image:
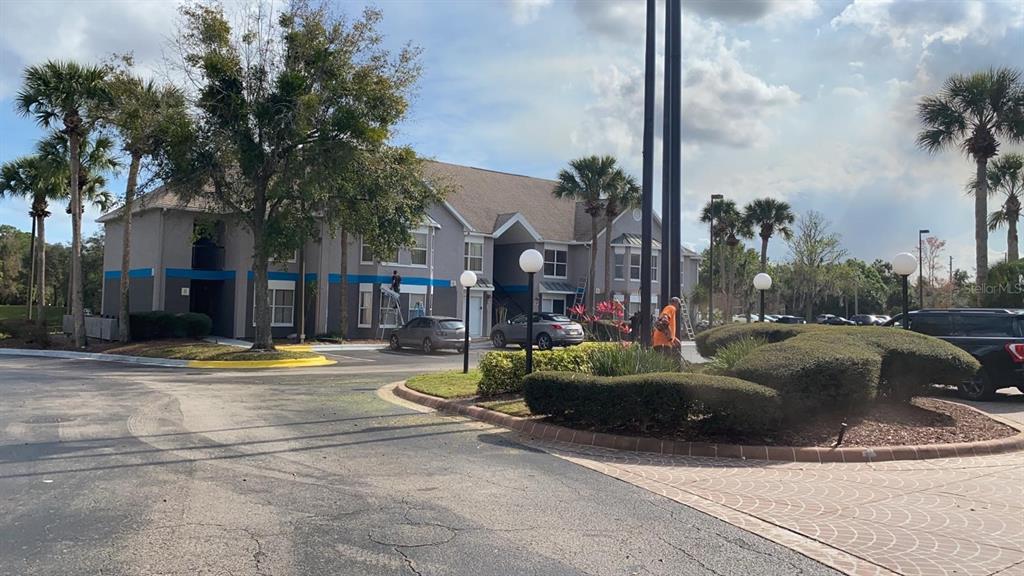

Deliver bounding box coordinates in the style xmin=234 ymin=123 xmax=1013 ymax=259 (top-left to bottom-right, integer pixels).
xmin=519 ymin=249 xmax=544 ymax=373
xmin=892 ymin=252 xmax=918 ymax=329
xmin=459 ymin=270 xmax=478 ymax=373
xmin=752 ymin=272 xmax=772 ymax=322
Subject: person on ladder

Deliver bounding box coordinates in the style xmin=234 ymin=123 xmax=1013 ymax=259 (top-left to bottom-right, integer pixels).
xmin=390 ymin=270 xmax=402 ymax=294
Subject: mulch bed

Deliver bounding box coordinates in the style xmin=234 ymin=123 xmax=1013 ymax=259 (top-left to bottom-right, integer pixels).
xmin=0 ymin=333 xmax=121 ymax=352
xmin=545 ymin=397 xmax=1017 ymax=448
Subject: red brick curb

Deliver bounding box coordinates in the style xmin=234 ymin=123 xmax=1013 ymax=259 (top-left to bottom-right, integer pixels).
xmin=393 ymin=383 xmax=1024 ymax=463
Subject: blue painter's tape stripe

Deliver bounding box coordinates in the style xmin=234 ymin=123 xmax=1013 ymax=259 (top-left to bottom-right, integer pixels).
xmin=166 ymin=268 xmax=236 ymax=280
xmin=104 ymin=268 xmax=154 ymax=280
xmin=327 ymin=274 xmax=451 ymax=287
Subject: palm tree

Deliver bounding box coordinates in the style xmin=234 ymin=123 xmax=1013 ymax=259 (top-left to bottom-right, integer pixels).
xmin=601 ymin=169 xmax=640 ymax=303
xmin=700 ymin=199 xmax=750 ymax=321
xmin=108 ymin=73 xmax=187 ymax=342
xmin=970 ymin=153 xmax=1024 ymax=262
xmin=917 ymin=67 xmax=1024 ymax=296
xmin=16 ymin=60 xmax=111 ymax=347
xmin=1 ymin=155 xmax=65 ymax=335
xmin=554 ymin=155 xmax=619 ymax=312
xmin=743 ymin=198 xmax=795 ymax=271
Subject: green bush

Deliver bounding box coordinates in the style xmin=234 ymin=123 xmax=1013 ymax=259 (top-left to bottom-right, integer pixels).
xmin=0 ymin=318 xmax=49 ymax=344
xmin=705 ymin=336 xmax=765 ymax=374
xmin=523 ymin=371 xmax=782 ymax=434
xmin=129 ymin=311 xmax=212 ymax=341
xmin=983 ymin=260 xmax=1024 ymax=308
xmin=695 ymin=323 xmax=817 ymax=357
xmin=478 ymin=345 xmax=596 ymax=396
xmin=733 ymin=336 xmax=881 ymax=417
xmin=589 ymin=343 xmax=683 ymax=376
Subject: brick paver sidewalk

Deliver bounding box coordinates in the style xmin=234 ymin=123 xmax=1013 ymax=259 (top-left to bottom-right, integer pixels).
xmin=528 ymin=439 xmax=1024 ymax=576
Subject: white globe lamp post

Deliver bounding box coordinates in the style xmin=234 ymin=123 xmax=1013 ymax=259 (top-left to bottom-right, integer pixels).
xmin=752 ymin=272 xmax=772 ymax=322
xmin=892 ymin=252 xmax=918 ymax=329
xmin=519 ymin=249 xmax=544 ymax=373
xmin=458 ymin=270 xmax=478 ymax=373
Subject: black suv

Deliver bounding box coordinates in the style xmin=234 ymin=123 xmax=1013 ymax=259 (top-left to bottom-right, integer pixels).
xmin=885 ymin=309 xmax=1024 ymax=400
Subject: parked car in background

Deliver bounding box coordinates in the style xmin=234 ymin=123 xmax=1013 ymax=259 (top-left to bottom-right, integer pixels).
xmin=389 ymin=316 xmax=466 ymax=353
xmin=491 ymin=312 xmax=585 ymax=350
xmin=850 ymin=314 xmax=886 ymax=325
xmin=884 ymin=308 xmax=1024 ymax=399
xmin=775 ymin=315 xmax=807 ymax=324
xmin=823 ymin=316 xmax=857 ymax=326
xmin=875 ymin=315 xmax=891 ymax=324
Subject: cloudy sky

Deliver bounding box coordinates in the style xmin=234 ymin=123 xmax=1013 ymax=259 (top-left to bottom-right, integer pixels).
xmin=1 ymin=0 xmax=1022 ymax=274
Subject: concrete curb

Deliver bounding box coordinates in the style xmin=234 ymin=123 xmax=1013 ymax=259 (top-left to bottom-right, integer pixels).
xmin=0 ymin=347 xmax=336 ymax=370
xmin=393 ymin=383 xmax=1024 ymax=463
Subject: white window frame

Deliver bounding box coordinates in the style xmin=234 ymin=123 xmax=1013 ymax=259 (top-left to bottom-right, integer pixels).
xmin=629 ymin=252 xmax=642 ymax=281
xmin=613 ymin=252 xmax=625 ymax=280
xmin=253 ymin=279 xmax=295 ymax=327
xmin=544 ymin=247 xmax=567 ymax=279
xmin=541 ymin=295 xmax=567 ymax=314
xmin=409 ymin=229 xmax=428 ymax=267
xmin=651 ymin=250 xmax=660 ymax=283
xmin=464 ymin=239 xmax=484 ymax=272
xmin=360 ymin=238 xmax=399 ymax=265
xmin=357 ymin=284 xmax=373 ymax=328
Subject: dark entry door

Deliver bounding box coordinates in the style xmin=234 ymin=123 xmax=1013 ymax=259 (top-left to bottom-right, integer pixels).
xmin=190 ymin=280 xmax=231 ymax=337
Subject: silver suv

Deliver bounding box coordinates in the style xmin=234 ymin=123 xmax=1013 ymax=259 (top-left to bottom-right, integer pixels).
xmin=389 ymin=316 xmax=466 ymax=353
xmin=490 ymin=313 xmax=585 ymax=350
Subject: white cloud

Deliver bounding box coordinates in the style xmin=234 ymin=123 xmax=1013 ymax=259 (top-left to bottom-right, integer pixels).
xmin=684 ymin=0 xmax=820 ymax=25
xmin=832 ymin=86 xmax=867 ymax=98
xmin=509 ymin=0 xmax=553 ymax=25
xmin=831 ymin=0 xmax=1024 ymax=50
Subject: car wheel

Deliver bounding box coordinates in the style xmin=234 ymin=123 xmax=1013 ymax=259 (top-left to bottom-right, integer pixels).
xmin=422 ymin=338 xmax=433 ymax=354
xmin=536 ymin=333 xmax=553 ymax=351
xmin=389 ymin=334 xmax=401 ymax=351
xmin=456 ymin=346 xmax=465 ymax=354
xmin=491 ymin=331 xmax=506 ymax=348
xmin=958 ymin=367 xmax=998 ymax=401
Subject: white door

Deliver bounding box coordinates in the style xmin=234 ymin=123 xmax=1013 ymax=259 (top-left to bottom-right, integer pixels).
xmin=469 ymin=295 xmax=484 ymax=337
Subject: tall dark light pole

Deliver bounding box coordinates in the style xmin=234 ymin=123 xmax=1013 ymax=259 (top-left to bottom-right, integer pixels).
xmin=894 ymin=253 xmax=917 ymax=329
xmin=519 ymin=249 xmax=544 ymax=373
xmin=639 ymin=0 xmax=656 ymax=347
xmin=458 ymin=271 xmax=477 ymax=374
xmin=708 ymin=193 xmax=723 ymax=325
xmin=659 ymin=0 xmax=673 ymax=308
xmin=668 ymin=0 xmax=682 ymax=301
xmin=918 ymin=229 xmax=930 ymax=309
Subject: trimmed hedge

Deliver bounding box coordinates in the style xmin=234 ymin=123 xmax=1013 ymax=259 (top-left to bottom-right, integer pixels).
xmin=733 ymin=336 xmax=881 ymax=417
xmin=523 ymin=371 xmax=782 ymax=434
xmin=695 ymin=323 xmax=818 ymax=357
xmin=129 ymin=311 xmax=212 ymax=341
xmin=478 ymin=344 xmax=598 ymax=396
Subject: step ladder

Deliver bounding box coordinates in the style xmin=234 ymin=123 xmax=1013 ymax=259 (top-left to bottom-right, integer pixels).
xmin=679 ymin=295 xmax=696 ymax=341
xmin=377 ymin=286 xmax=405 ymax=339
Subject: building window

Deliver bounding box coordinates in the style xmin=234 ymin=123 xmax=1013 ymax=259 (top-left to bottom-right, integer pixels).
xmin=542 ymin=295 xmax=566 ymax=314
xmin=464 ymin=241 xmax=483 ymax=272
xmin=410 ymin=231 xmax=428 ymax=266
xmin=254 ymin=280 xmax=295 ymax=327
xmin=629 ymin=253 xmax=641 ymax=280
xmin=360 ymin=238 xmax=398 ymax=264
xmin=408 ymin=293 xmax=427 ymax=319
xmin=651 ymin=251 xmax=659 ymax=283
xmin=614 ymin=253 xmax=625 ymax=280
xmin=544 ymin=248 xmax=567 ymax=278
xmin=358 ymin=287 xmax=373 ymax=327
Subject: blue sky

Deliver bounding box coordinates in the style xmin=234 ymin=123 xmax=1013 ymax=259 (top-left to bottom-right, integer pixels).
xmin=1 ymin=0 xmax=1022 ymax=275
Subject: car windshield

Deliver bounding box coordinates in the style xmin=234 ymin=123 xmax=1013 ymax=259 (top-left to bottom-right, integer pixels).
xmin=439 ymin=320 xmax=464 ymax=330
xmin=543 ymin=314 xmax=572 ymax=322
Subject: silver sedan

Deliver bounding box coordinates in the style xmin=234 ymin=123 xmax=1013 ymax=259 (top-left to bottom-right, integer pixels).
xmin=490 ymin=313 xmax=585 ymax=350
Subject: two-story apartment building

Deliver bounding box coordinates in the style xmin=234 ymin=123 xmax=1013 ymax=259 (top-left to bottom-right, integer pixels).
xmin=98 ymin=161 xmax=700 ymax=340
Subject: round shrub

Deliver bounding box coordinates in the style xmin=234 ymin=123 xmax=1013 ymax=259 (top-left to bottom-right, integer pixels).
xmin=732 ymin=336 xmax=880 ymax=418
xmin=695 ymin=323 xmax=817 ymax=358
xmin=177 ymin=313 xmax=213 ymax=339
xmin=523 ymin=370 xmax=782 ymax=435
xmin=477 ymin=343 xmax=616 ymax=396
xmin=129 ymin=311 xmax=212 ymax=341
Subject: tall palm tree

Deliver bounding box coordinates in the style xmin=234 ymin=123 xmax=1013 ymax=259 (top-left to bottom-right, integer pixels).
xmin=743 ymin=198 xmax=795 ymax=271
xmin=700 ymin=199 xmax=750 ymax=320
xmin=601 ymin=169 xmax=640 ymax=303
xmin=553 ymin=155 xmax=619 ymax=312
xmin=970 ymin=153 xmax=1024 ymax=262
xmin=16 ymin=60 xmax=111 ymax=347
xmin=1 ymin=155 xmax=65 ymax=335
xmin=108 ymin=73 xmax=187 ymax=341
xmin=917 ymin=67 xmax=1024 ymax=297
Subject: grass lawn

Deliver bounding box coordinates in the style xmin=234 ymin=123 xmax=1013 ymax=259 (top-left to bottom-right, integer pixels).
xmin=104 ymin=340 xmax=319 ymax=361
xmin=405 ymin=370 xmax=481 ymax=399
xmin=477 ymin=398 xmax=532 ymax=418
xmin=0 ymin=305 xmax=64 ymax=327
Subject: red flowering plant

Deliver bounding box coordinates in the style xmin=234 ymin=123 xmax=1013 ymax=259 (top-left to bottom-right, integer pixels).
xmin=581 ymin=299 xmax=630 ymax=342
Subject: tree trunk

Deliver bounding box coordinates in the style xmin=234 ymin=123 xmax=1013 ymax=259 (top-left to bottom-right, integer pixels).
xmin=339 ymin=232 xmax=349 ymax=340
xmin=28 ymin=217 xmax=36 ymax=320
xmin=1008 ymin=218 xmax=1019 ymax=262
xmin=35 ymin=213 xmax=47 ymax=340
xmin=603 ymin=211 xmax=614 ymax=302
xmin=118 ymin=153 xmax=142 ymax=343
xmin=975 ymin=157 xmax=989 ymax=302
xmin=251 ymin=253 xmax=274 ymax=350
xmin=759 ymin=235 xmax=769 ymax=271
xmin=69 ymin=129 xmax=86 ymax=348
xmin=297 ymin=243 xmax=306 ymax=343
xmin=588 ymin=215 xmax=598 ymax=312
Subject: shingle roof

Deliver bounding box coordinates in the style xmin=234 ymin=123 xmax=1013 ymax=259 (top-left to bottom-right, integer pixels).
xmin=423 ymin=161 xmax=580 ymax=243
xmin=96 ymin=185 xmax=220 ymax=222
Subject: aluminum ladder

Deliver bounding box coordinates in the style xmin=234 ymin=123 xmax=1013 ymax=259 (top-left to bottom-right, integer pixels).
xmin=571 ymin=275 xmax=587 ymax=312
xmin=678 ymin=295 xmax=696 ymax=341
xmin=377 ymin=286 xmax=404 ymax=339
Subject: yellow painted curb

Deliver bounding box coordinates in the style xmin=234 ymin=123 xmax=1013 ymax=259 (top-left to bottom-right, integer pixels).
xmin=277 ymin=344 xmax=314 ymax=351
xmin=186 ymin=355 xmax=336 ymax=369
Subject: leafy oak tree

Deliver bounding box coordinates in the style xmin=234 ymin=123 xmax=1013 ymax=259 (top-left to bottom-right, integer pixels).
xmin=167 ymin=1 xmax=430 ymax=349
